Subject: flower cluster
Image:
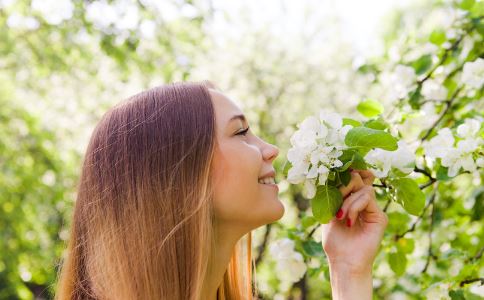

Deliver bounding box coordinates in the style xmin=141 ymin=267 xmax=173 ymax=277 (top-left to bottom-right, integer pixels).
xmin=461 ymin=58 xmax=484 ymax=90
xmin=423 ymin=118 xmax=483 ymax=177
xmin=364 ymin=140 xmax=415 ymax=178
xmin=268 ymin=238 xmax=307 ymax=290
xmin=286 ymin=110 xmax=352 ymax=198
xmin=380 ymin=64 xmax=416 ymax=101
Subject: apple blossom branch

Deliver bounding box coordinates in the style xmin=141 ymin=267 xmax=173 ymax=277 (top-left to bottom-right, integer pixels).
xmin=420 ymin=86 xmax=464 ymax=142
xmin=394 ymin=192 xmax=436 ymax=242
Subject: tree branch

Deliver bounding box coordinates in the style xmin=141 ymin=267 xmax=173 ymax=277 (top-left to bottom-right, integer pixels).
xmin=420 ymin=86 xmax=464 ymax=142
xmin=422 ymin=197 xmax=437 ymax=273
xmin=395 ymin=193 xmax=436 ymax=241
xmin=459 ymin=277 xmax=484 ymax=287
xmin=255 ymin=223 xmax=272 ymax=267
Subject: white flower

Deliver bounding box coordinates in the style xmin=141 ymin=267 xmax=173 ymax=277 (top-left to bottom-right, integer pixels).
xmin=287 ymin=110 xmax=352 ymax=197
xmin=86 ymin=0 xmax=118 ymax=29
xmin=364 ymin=150 xmax=392 ymax=178
xmin=423 ymin=119 xmax=483 ymax=177
xmin=364 ymin=140 xmax=415 ymax=178
xmin=6 ymin=13 xmax=40 ymax=30
xmin=269 ymin=238 xmax=307 ymax=285
xmin=423 ymin=128 xmax=455 ymax=159
xmin=303 ymin=178 xmax=317 ymax=199
xmin=86 ymin=0 xmax=140 ymax=31
xmin=457 ymin=118 xmax=481 ymax=139
xmin=461 ymin=58 xmax=484 ymax=89
xmin=476 ymin=157 xmax=484 ymax=168
xmin=31 ymin=0 xmax=74 ymax=25
xmin=441 ymin=148 xmax=475 ymax=177
xmin=424 ymin=282 xmax=451 ymax=300
xmin=381 ymin=65 xmax=416 ymax=100
xmin=421 ymin=79 xmax=448 ymax=100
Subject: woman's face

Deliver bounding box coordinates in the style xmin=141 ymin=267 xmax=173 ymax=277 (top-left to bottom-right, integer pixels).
xmin=209 ymin=89 xmax=285 ymax=231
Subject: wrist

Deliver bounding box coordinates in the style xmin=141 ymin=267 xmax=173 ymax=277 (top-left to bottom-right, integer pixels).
xmin=328 ymin=260 xmax=373 ymax=277
xmin=328 ymin=262 xmax=373 ymax=300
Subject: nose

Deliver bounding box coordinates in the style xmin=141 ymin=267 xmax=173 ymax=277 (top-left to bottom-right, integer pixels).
xmin=262 ymin=141 xmax=279 ymax=162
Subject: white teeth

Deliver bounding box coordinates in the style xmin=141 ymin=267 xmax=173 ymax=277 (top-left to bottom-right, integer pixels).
xmin=259 ymin=177 xmax=275 ymax=184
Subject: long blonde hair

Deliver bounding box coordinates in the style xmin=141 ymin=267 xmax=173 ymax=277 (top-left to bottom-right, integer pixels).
xmin=55 ymin=81 xmax=257 ymax=300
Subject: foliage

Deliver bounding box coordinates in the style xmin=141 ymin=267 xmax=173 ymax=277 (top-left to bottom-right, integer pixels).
xmin=0 ymin=0 xmax=483 ymax=299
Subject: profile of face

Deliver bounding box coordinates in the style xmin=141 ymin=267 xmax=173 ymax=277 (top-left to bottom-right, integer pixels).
xmin=209 ymin=89 xmax=285 ymax=231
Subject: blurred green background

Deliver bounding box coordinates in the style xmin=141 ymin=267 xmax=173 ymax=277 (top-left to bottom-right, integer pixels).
xmin=1 ymin=0 xmax=483 ymax=299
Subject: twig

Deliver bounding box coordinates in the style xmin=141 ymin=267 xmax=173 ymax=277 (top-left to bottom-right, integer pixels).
xmin=420 ymin=86 xmax=464 ymax=142
xmin=422 ymin=197 xmax=438 ymax=273
xmin=255 ymin=223 xmax=272 ymax=267
xmin=372 ymin=184 xmax=386 ymax=188
xmin=459 ymin=278 xmax=484 ymax=287
xmin=414 ymin=167 xmax=433 ymax=179
xmin=383 ymin=199 xmax=391 ymax=212
xmin=395 ymin=193 xmax=436 ymax=241
xmin=414 ymin=167 xmax=438 ymax=189
xmin=465 ymin=245 xmax=484 ymax=263
xmin=417 ymin=34 xmax=466 ymax=85
xmin=420 ymin=179 xmax=437 ymax=190
xmin=307 ymin=224 xmax=319 ymax=239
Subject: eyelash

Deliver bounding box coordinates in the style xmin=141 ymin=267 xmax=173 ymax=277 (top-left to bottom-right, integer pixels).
xmin=236 ymin=126 xmax=250 ymax=136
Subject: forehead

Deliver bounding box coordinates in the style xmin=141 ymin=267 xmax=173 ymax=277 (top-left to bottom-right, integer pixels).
xmin=208 ymin=89 xmax=245 ymax=124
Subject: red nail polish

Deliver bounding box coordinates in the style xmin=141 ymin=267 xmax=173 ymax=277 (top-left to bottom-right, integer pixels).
xmin=336 ymin=208 xmax=343 ymax=219
xmin=346 ymin=218 xmax=351 ymax=227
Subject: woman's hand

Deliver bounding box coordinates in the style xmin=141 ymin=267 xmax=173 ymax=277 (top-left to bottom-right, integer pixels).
xmin=320 ymin=169 xmax=388 ymax=299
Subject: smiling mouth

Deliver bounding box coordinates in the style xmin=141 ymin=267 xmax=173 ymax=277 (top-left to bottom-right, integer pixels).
xmin=258 ymin=177 xmax=276 ymax=185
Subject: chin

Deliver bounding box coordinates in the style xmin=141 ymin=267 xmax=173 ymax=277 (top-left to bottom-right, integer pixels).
xmin=266 ymin=199 xmax=285 ymax=223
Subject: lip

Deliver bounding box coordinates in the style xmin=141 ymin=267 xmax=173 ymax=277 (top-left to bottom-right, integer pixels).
xmin=259 ymin=182 xmax=279 ymax=192
xmin=258 ymin=170 xmax=276 ymax=180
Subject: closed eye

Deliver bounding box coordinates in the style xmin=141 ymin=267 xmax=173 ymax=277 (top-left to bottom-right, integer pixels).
xmin=236 ymin=126 xmax=250 ymax=136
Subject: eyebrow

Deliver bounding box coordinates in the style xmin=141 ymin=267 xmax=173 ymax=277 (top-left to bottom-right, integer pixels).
xmin=229 ymin=114 xmax=247 ymax=124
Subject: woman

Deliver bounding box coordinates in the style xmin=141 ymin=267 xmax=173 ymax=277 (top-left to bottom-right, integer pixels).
xmin=55 ymin=81 xmax=388 ymax=300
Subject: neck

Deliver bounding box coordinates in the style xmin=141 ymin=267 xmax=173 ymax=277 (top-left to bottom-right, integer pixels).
xmin=201 ymin=220 xmax=249 ymax=300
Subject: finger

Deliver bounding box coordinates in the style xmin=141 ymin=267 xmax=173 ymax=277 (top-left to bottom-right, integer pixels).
xmin=335 ymin=185 xmax=378 ymax=221
xmin=338 ymin=171 xmax=365 ymax=198
xmin=355 ymin=169 xmax=376 ymax=186
xmin=345 ymin=186 xmax=381 ymax=227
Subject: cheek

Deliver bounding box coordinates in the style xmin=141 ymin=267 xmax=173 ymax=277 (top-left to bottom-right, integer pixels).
xmin=212 ymin=142 xmax=262 ymax=220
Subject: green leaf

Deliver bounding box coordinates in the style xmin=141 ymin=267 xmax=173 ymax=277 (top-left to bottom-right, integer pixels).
xmin=302 ymin=240 xmax=324 ymax=256
xmin=345 ymin=127 xmax=398 ymax=151
xmin=282 ymin=159 xmax=291 ymax=176
xmin=409 ymin=85 xmax=422 ymax=109
xmin=390 ymin=178 xmax=425 ymax=216
xmin=343 ymin=118 xmax=362 ymax=127
xmin=412 ymin=54 xmax=433 ymax=75
xmin=339 ymin=170 xmax=352 ymax=186
xmin=429 ymin=29 xmax=447 ymax=45
xmin=387 ymin=212 xmax=411 ymax=235
xmin=449 ymin=289 xmax=465 ymax=300
xmin=311 ymin=185 xmax=343 ymax=224
xmin=396 ymin=238 xmax=415 ymax=254
xmin=459 ymin=0 xmax=475 ymax=10
xmin=436 ymin=166 xmax=453 ymax=180
xmin=301 ymin=215 xmax=317 ymax=229
xmin=388 ymin=250 xmax=407 ymax=276
xmin=357 ymin=99 xmax=384 ymax=117
xmin=364 ymin=117 xmax=389 ymax=130
xmin=351 ymin=152 xmax=368 ymax=170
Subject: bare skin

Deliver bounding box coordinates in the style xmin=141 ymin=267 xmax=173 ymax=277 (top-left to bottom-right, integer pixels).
xmin=202 ymin=89 xmax=283 ymax=299
xmin=321 ymin=170 xmax=389 ymax=299
xmin=203 ymin=88 xmax=388 ymax=299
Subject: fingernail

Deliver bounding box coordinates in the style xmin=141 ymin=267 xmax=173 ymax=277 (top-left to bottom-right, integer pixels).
xmin=346 ymin=218 xmax=351 ymax=227
xmin=336 ymin=208 xmax=343 ymax=219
